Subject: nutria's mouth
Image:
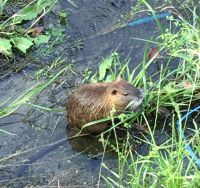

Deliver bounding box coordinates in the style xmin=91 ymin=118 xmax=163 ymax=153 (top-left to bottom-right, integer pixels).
xmin=125 ymin=95 xmax=144 ymax=112
xmin=126 ymin=99 xmax=142 ymax=111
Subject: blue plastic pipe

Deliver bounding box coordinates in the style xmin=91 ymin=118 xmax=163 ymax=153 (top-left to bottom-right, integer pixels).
xmin=128 ymin=12 xmax=171 ymax=27
xmin=176 ymin=106 xmax=200 ymax=167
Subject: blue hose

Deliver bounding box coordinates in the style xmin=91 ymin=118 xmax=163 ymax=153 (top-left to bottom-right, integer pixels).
xmin=176 ymin=106 xmax=200 ymax=167
xmin=128 ymin=12 xmax=171 ymax=27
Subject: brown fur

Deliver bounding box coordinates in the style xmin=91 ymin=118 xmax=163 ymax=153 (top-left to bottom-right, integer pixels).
xmin=66 ymin=77 xmax=143 ymax=133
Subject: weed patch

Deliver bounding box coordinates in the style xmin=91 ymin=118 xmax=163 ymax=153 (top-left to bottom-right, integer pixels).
xmin=0 ymin=0 xmax=57 ymax=57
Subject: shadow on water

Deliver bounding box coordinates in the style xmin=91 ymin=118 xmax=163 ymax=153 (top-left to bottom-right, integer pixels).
xmin=0 ymin=0 xmax=181 ymax=187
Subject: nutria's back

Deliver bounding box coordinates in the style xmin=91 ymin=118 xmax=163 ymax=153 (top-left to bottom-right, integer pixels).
xmin=66 ymin=77 xmax=143 ymax=133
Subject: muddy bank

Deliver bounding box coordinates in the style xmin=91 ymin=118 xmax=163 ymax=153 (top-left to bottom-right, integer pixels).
xmin=0 ymin=0 xmax=176 ymax=187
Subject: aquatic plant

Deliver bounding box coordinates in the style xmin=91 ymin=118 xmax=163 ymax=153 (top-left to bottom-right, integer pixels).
xmin=97 ymin=0 xmax=200 ymax=187
xmin=0 ymin=0 xmax=57 ymax=57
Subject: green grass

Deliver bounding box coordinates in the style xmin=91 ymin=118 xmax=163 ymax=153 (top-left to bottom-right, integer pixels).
xmin=0 ymin=59 xmax=72 ymax=134
xmin=94 ymin=1 xmax=200 ymax=187
xmin=0 ymin=0 xmax=57 ymax=57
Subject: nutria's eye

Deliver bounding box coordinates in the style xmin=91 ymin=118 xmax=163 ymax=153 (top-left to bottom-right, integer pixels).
xmin=123 ymin=93 xmax=128 ymax=96
xmin=111 ymin=90 xmax=117 ymax=95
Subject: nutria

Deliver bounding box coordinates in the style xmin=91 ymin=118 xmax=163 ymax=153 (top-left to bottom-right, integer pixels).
xmin=66 ymin=77 xmax=144 ymax=133
xmin=15 ymin=77 xmax=143 ymax=177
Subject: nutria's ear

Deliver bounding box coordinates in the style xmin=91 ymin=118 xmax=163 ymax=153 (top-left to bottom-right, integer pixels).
xmin=115 ymin=76 xmax=123 ymax=82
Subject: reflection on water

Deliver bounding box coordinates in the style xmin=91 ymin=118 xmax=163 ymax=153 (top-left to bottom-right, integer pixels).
xmin=67 ymin=126 xmax=116 ymax=158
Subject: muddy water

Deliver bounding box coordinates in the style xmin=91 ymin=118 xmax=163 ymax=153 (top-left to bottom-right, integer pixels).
xmin=0 ymin=0 xmax=173 ymax=187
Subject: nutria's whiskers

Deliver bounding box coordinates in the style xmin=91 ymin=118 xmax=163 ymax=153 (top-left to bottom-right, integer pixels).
xmin=125 ymin=97 xmax=143 ymax=111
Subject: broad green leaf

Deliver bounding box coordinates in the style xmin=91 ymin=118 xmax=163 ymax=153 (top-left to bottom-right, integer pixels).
xmin=12 ymin=36 xmax=33 ymax=53
xmin=99 ymin=54 xmax=115 ymax=81
xmin=0 ymin=38 xmax=12 ymax=56
xmin=34 ymin=35 xmax=50 ymax=47
xmin=11 ymin=0 xmax=57 ymax=25
xmin=0 ymin=0 xmax=4 ymax=15
xmin=13 ymin=6 xmax=38 ymax=24
xmin=0 ymin=0 xmax=8 ymax=15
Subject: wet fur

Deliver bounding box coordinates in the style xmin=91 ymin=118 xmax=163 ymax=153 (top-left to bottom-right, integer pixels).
xmin=67 ymin=77 xmax=143 ymax=133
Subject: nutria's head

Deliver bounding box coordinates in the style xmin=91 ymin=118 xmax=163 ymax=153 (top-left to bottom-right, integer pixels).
xmin=106 ymin=77 xmax=144 ymax=112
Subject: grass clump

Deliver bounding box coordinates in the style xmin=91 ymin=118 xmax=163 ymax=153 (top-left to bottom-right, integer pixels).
xmin=94 ymin=1 xmax=200 ymax=187
xmin=0 ymin=59 xmax=72 ymax=134
xmin=0 ymin=0 xmax=57 ymax=57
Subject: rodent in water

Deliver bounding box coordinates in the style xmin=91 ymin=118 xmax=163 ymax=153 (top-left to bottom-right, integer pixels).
xmin=66 ymin=77 xmax=144 ymax=133
xmin=15 ymin=77 xmax=143 ymax=177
